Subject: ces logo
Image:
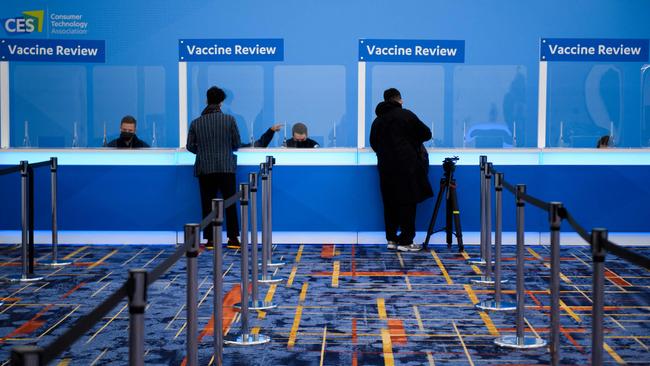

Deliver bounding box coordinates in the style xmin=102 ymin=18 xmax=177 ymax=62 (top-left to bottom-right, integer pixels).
xmin=4 ymin=10 xmax=44 ymax=33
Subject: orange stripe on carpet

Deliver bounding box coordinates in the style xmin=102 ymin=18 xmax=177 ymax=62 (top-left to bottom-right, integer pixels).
xmin=387 ymin=319 xmax=407 ymax=345
xmin=352 ymin=317 xmax=358 ymax=366
xmin=321 ymin=244 xmax=335 ymax=258
xmin=605 ymin=269 xmax=632 ymax=287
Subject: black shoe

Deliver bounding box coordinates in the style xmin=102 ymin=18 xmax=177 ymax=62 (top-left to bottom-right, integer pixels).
xmin=227 ymin=237 xmax=240 ymax=249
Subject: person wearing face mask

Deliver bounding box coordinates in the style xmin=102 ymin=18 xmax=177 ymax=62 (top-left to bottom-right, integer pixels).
xmin=284 ymin=122 xmax=320 ymax=148
xmin=107 ymin=115 xmax=150 ymax=148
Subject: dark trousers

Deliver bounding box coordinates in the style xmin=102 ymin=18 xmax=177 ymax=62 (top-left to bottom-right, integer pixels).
xmin=198 ymin=172 xmax=239 ymax=241
xmin=383 ymin=200 xmax=417 ymax=245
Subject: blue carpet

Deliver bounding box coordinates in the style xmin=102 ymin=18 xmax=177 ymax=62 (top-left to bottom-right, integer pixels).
xmin=1 ymin=243 xmax=649 ymax=365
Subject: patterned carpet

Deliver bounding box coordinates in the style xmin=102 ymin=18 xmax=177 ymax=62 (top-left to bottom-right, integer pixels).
xmin=1 ymin=243 xmax=649 ymax=365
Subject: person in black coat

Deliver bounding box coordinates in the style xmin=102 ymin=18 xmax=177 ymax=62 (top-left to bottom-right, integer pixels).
xmin=370 ymin=88 xmax=433 ymax=252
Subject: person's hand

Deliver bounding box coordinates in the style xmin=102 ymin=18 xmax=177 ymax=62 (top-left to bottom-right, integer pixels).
xmin=270 ymin=124 xmax=282 ymax=132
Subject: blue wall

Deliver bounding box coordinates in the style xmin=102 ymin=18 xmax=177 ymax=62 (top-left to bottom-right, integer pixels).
xmin=2 ymin=1 xmax=649 ymax=148
xmin=2 ymin=164 xmax=649 ymax=233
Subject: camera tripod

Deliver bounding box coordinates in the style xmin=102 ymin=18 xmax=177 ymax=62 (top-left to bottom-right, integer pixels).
xmin=422 ymin=158 xmax=464 ymax=252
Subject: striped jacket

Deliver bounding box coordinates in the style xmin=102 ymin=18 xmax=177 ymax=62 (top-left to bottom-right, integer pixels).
xmin=187 ymin=110 xmax=241 ymax=176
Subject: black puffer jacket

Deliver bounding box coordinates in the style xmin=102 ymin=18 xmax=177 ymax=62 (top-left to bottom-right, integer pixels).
xmin=370 ymin=101 xmax=433 ymax=204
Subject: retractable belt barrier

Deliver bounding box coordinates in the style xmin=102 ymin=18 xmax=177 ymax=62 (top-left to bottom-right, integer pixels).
xmin=471 ymin=156 xmax=650 ymax=366
xmin=1 ymin=157 xmax=65 ymax=286
xmin=10 ymin=156 xmax=277 ymax=366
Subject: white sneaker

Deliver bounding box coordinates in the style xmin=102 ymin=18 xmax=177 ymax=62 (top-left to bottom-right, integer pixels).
xmin=387 ymin=240 xmax=398 ymax=250
xmin=398 ymin=243 xmax=422 ymax=252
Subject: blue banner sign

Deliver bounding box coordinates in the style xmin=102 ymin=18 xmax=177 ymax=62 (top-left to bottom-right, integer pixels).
xmin=179 ymin=39 xmax=284 ymax=62
xmin=541 ymin=38 xmax=648 ymax=62
xmin=0 ymin=38 xmax=105 ymax=62
xmin=359 ymin=39 xmax=465 ymax=63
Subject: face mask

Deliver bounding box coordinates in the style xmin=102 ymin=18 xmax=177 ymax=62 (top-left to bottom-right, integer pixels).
xmin=120 ymin=131 xmax=135 ymax=141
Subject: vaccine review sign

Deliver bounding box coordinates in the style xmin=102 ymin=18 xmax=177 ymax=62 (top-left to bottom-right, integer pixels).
xmin=0 ymin=38 xmax=105 ymax=62
xmin=179 ymin=39 xmax=284 ymax=62
xmin=541 ymin=38 xmax=649 ymax=62
xmin=359 ymin=39 xmax=465 ymax=63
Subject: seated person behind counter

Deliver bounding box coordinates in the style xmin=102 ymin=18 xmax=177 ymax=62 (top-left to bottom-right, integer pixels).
xmin=107 ymin=115 xmax=150 ymax=148
xmin=241 ymin=124 xmax=282 ymax=147
xmin=285 ymin=122 xmax=319 ymax=148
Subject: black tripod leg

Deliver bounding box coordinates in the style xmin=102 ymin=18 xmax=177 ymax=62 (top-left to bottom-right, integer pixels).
xmin=423 ymin=178 xmax=446 ymax=249
xmin=450 ymin=179 xmax=464 ymax=252
xmin=445 ymin=183 xmax=453 ymax=249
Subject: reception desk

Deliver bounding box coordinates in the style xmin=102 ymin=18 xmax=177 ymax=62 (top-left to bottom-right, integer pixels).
xmin=1 ymin=148 xmax=649 ymax=244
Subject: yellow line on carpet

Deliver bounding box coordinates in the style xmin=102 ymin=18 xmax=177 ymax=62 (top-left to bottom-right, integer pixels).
xmin=524 ymin=318 xmax=541 ymax=339
xmin=608 ymin=315 xmax=626 ymax=330
xmin=251 ymin=326 xmax=260 ymax=335
xmin=319 ymin=326 xmax=327 ymax=366
xmin=431 ymin=250 xmax=453 ymax=284
xmin=397 ymin=252 xmax=405 ymax=268
xmin=404 ymin=275 xmax=412 ymax=291
xmin=87 ymin=303 xmax=127 ymax=343
xmin=377 ymin=298 xmax=387 ymax=320
xmin=295 ymin=244 xmax=304 ymax=263
xmin=479 ymin=311 xmax=499 ymax=336
xmin=288 ymin=305 xmax=303 ymax=348
xmin=165 ymin=304 xmax=185 ymax=330
xmin=604 ymin=342 xmax=626 ymax=364
xmin=56 ymin=359 xmax=71 ymax=366
xmin=287 ymin=265 xmax=298 ymax=287
xmin=299 ymin=282 xmax=309 ymax=302
xmin=141 ymin=249 xmax=165 ymax=268
xmin=471 ymin=264 xmax=482 ymax=275
xmin=258 ymin=284 xmax=278 ymax=320
xmin=463 ymin=284 xmax=479 ymax=305
xmin=88 ymin=249 xmax=118 ymax=269
xmin=380 ymin=328 xmax=395 ymax=366
xmin=121 ymin=248 xmax=145 ymax=266
xmin=527 ymin=247 xmax=542 ymax=260
xmin=426 ymin=352 xmax=435 ymax=366
xmin=63 ymin=246 xmax=88 ymax=260
xmin=453 ymin=321 xmax=475 ymax=366
xmin=560 ymin=300 xmax=582 ymax=323
xmin=40 ymin=305 xmax=81 ymax=338
xmin=89 ymin=348 xmax=108 ymax=366
xmin=634 ymin=337 xmax=648 ymax=351
xmin=413 ymin=305 xmax=424 ymax=331
xmin=91 ymin=282 xmax=111 ymax=298
xmin=332 ymin=261 xmax=340 ymax=287
xmin=461 ymin=251 xmax=470 ymax=260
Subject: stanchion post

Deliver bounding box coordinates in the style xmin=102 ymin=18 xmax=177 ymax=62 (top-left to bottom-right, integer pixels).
xmin=248 ymin=172 xmax=276 ymax=310
xmin=41 ymin=157 xmax=70 ymax=267
xmin=185 ymin=223 xmax=200 ymax=366
xmin=226 ymin=184 xmax=270 ymax=345
xmin=128 ymin=269 xmax=147 ymax=366
xmin=265 ymin=156 xmax=284 ymax=267
xmin=495 ymin=184 xmax=546 ymax=349
xmin=212 ymin=199 xmax=224 ymax=366
xmin=10 ymin=346 xmax=42 ymax=366
xmin=27 ymin=163 xmax=34 ymax=274
xmin=473 ymin=163 xmax=499 ymax=285
xmin=549 ymin=202 xmax=563 ymax=366
xmin=591 ymin=228 xmax=607 ymax=366
xmin=476 ymin=173 xmax=514 ymax=310
xmin=7 ymin=161 xmax=42 ymax=283
xmin=469 ymin=155 xmax=487 ymax=264
xmin=258 ymin=163 xmax=281 ymax=285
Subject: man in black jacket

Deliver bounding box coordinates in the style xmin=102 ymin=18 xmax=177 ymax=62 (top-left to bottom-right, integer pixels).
xmin=187 ymin=86 xmax=241 ymax=249
xmin=370 ymin=88 xmax=433 ymax=252
xmin=107 ymin=115 xmax=149 ymax=148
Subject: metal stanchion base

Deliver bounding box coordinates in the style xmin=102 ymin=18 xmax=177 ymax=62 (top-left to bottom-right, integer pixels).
xmin=39 ymin=260 xmax=71 ymax=267
xmin=3 ymin=274 xmax=44 ymax=283
xmin=467 ymin=258 xmax=495 ymax=265
xmin=476 ymin=300 xmax=517 ymax=312
xmin=243 ymin=300 xmax=277 ymax=311
xmin=470 ymin=276 xmax=508 ymax=285
xmin=258 ymin=276 xmax=283 ymax=284
xmin=495 ymin=335 xmax=547 ymax=349
xmin=224 ymin=333 xmax=270 ymax=346
xmin=267 ymin=260 xmax=285 ymax=268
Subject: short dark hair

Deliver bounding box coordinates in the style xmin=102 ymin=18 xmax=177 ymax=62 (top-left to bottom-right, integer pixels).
xmin=207 ymin=86 xmax=226 ymax=105
xmin=383 ymin=88 xmax=401 ymax=102
xmin=121 ymin=115 xmax=136 ymax=126
xmin=292 ymin=122 xmax=308 ymax=136
xmin=597 ymin=135 xmax=611 ymax=148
